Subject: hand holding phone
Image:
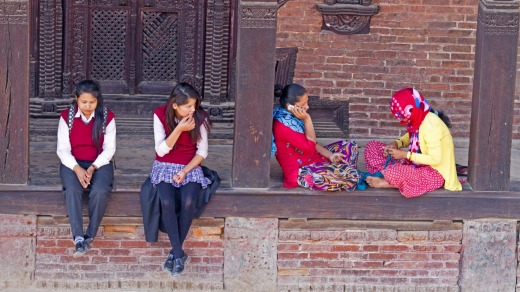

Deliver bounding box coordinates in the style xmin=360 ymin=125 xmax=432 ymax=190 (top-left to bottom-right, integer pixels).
xmin=287 ymin=104 xmax=295 ymax=111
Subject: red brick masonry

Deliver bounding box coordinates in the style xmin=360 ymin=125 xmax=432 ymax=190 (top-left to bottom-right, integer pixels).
xmin=0 ymin=214 xmax=468 ymax=291
xmin=275 ymin=0 xmax=520 ymax=139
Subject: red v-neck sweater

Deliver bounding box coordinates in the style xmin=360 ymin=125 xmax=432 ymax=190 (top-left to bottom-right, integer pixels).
xmin=61 ymin=108 xmax=115 ymax=162
xmin=154 ymin=105 xmax=197 ymax=165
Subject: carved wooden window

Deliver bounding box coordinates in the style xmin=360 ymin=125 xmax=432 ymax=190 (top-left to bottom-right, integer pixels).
xmin=141 ymin=12 xmax=178 ymax=82
xmin=63 ymin=0 xmax=204 ymax=96
xmin=90 ymin=10 xmax=128 ymax=82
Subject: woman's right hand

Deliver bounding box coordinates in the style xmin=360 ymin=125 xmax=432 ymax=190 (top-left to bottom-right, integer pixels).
xmin=173 ymin=169 xmax=187 ymax=184
xmin=73 ymin=165 xmax=90 ymax=188
xmin=383 ymin=141 xmax=399 ymax=157
xmin=289 ymin=106 xmax=310 ymax=121
xmin=176 ymin=115 xmax=196 ymax=132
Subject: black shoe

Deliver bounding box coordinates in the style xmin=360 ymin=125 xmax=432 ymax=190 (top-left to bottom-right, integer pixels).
xmin=83 ymin=236 xmax=93 ymax=251
xmin=163 ymin=253 xmax=174 ymax=273
xmin=73 ymin=241 xmax=86 ymax=258
xmin=171 ymin=254 xmax=189 ymax=277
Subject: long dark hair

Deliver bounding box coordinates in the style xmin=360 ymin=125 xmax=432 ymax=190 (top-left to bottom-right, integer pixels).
xmin=166 ymin=83 xmax=211 ymax=142
xmin=276 ymin=83 xmax=307 ymax=107
xmin=73 ymin=80 xmax=105 ymax=151
xmin=430 ymin=108 xmax=452 ymax=128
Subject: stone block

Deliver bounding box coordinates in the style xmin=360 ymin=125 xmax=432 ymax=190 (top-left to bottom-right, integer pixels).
xmin=397 ymin=231 xmax=428 ymax=242
xmin=459 ymin=220 xmax=517 ymax=292
xmin=0 ymin=236 xmax=36 ymax=290
xmin=0 ymin=214 xmax=36 ymax=290
xmin=429 ymin=230 xmax=462 ymax=242
xmin=365 ymin=229 xmax=397 ymax=242
xmin=224 ymin=217 xmax=277 ymax=292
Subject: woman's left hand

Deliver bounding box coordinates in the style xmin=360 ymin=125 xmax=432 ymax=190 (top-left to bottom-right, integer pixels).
xmin=387 ymin=148 xmax=407 ymax=160
xmin=329 ymin=153 xmax=346 ymax=164
xmin=86 ymin=165 xmax=96 ymax=182
xmin=173 ymin=169 xmax=187 ymax=184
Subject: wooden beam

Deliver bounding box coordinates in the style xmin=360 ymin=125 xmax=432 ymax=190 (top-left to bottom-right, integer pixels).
xmin=0 ymin=1 xmax=30 ymax=183
xmin=231 ymin=0 xmax=278 ymax=188
xmin=468 ymin=0 xmax=519 ymax=191
xmin=3 ymin=187 xmax=520 ymax=220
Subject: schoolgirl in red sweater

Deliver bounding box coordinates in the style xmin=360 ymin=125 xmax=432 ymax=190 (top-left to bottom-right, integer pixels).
xmin=56 ymin=80 xmax=116 ymax=257
xmin=150 ymin=83 xmax=212 ymax=276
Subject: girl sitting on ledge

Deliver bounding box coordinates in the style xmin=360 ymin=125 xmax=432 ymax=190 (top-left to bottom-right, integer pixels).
xmin=149 ymin=83 xmax=212 ymax=276
xmin=272 ymin=83 xmax=359 ymax=191
xmin=364 ymin=88 xmax=462 ymax=198
xmin=56 ymin=80 xmax=116 ymax=257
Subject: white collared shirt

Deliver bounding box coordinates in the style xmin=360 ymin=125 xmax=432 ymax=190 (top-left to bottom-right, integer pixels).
xmin=153 ymin=114 xmax=208 ymax=159
xmin=57 ymin=109 xmax=116 ymax=170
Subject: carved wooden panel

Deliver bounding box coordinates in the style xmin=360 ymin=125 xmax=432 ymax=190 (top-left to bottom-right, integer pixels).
xmin=62 ymin=0 xmax=204 ymax=97
xmin=87 ymin=1 xmax=131 ymax=93
xmin=37 ymin=0 xmax=63 ymax=100
xmin=204 ymin=0 xmax=231 ymax=104
xmin=274 ymin=47 xmax=298 ymax=88
xmin=141 ymin=12 xmax=178 ymax=82
xmin=316 ymin=0 xmax=379 ymax=35
xmin=30 ymin=0 xmax=230 ymax=113
xmin=66 ymin=1 xmax=89 ymax=93
xmin=90 ymin=8 xmax=129 ymax=90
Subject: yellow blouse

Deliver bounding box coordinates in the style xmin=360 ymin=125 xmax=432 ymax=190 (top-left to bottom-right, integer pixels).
xmin=395 ymin=112 xmax=462 ymax=191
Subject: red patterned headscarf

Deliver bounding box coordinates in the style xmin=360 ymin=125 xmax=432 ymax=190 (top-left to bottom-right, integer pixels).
xmin=390 ymin=88 xmax=431 ymax=155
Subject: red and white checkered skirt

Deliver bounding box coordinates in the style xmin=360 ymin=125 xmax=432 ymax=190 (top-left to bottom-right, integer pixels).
xmin=364 ymin=140 xmax=444 ymax=198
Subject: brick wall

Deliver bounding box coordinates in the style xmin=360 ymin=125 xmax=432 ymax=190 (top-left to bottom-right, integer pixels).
xmin=33 ymin=216 xmax=224 ymax=290
xmin=277 ymin=220 xmax=461 ymax=289
xmin=276 ymin=0 xmax=520 ymax=139
xmin=2 ymin=214 xmax=520 ymax=291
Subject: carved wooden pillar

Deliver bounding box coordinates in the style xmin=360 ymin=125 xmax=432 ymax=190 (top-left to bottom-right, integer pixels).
xmin=0 ymin=1 xmax=30 ymax=183
xmin=468 ymin=0 xmax=519 ymax=191
xmin=231 ymin=0 xmax=277 ymax=188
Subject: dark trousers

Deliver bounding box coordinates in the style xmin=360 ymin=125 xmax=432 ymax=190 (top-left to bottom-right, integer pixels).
xmin=157 ymin=182 xmax=201 ymax=259
xmin=60 ymin=161 xmax=113 ymax=239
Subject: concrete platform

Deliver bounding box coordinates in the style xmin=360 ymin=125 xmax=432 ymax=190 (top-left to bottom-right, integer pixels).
xmin=28 ymin=136 xmax=520 ymax=190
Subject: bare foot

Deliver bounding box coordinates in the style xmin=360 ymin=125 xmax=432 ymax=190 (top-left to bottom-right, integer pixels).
xmin=366 ymin=176 xmax=396 ymax=189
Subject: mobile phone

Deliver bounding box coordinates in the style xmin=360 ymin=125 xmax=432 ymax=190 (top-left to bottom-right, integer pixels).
xmin=287 ymin=104 xmax=295 ymax=111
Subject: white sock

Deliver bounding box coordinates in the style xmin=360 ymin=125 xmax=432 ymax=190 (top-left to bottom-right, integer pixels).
xmin=74 ymin=236 xmax=84 ymax=244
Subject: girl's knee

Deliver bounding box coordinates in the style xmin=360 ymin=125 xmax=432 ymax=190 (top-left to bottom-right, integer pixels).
xmin=89 ymin=183 xmax=112 ymax=194
xmin=365 ymin=140 xmax=383 ymax=151
xmin=182 ymin=197 xmax=195 ymax=210
xmin=160 ymin=198 xmax=174 ymax=210
xmin=88 ymin=188 xmax=111 ymax=200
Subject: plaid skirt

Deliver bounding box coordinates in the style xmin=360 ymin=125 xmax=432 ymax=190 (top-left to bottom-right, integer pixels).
xmin=296 ymin=140 xmax=359 ymax=192
xmin=149 ymin=160 xmax=211 ymax=189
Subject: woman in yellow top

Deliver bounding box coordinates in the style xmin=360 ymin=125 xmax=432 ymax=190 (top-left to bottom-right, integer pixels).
xmin=365 ymin=88 xmax=462 ymax=198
